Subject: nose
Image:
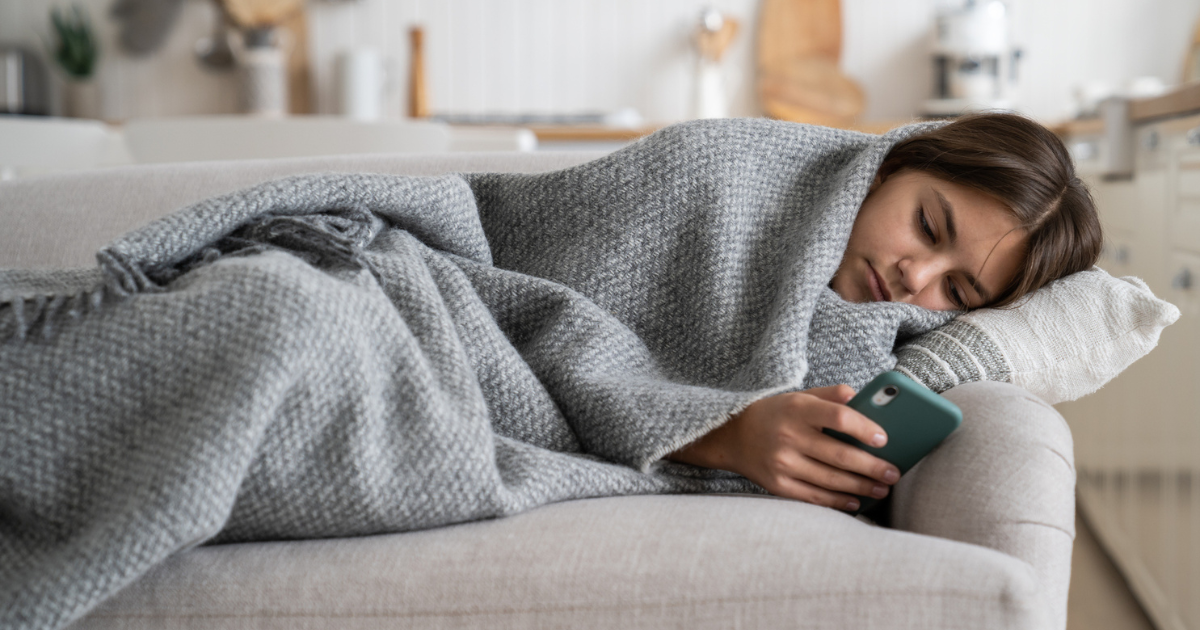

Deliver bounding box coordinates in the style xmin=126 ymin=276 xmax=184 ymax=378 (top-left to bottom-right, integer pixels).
xmin=896 ymin=255 xmax=946 ymax=297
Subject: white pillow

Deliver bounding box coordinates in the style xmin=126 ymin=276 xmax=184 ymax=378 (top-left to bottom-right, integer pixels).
xmin=895 ymin=267 xmax=1180 ymax=404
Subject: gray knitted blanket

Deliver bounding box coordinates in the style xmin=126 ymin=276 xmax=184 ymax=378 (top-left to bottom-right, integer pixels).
xmin=0 ymin=119 xmax=953 ymax=630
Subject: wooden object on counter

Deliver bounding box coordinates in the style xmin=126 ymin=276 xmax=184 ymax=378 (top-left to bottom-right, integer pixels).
xmin=758 ymin=0 xmax=842 ymax=65
xmin=280 ymin=7 xmax=312 ymax=115
xmin=221 ymin=0 xmax=302 ymax=29
xmin=757 ymin=0 xmax=864 ymax=128
xmin=696 ymin=16 xmax=739 ymax=62
xmin=408 ymin=27 xmax=429 ymax=118
xmin=760 ymin=58 xmax=866 ymax=126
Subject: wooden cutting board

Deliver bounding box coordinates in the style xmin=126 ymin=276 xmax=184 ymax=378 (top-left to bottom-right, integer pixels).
xmin=757 ymin=0 xmax=863 ymax=126
xmin=221 ymin=0 xmax=301 ymax=29
xmin=758 ymin=0 xmax=842 ymax=67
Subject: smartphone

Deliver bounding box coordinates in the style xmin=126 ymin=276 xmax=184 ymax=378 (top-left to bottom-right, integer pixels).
xmin=823 ymin=371 xmax=962 ymax=515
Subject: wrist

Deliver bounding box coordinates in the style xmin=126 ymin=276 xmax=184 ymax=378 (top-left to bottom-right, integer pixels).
xmin=666 ymin=418 xmax=737 ymax=472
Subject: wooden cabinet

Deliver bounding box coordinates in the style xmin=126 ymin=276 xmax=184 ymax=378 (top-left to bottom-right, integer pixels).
xmin=1058 ymin=114 xmax=1200 ymax=630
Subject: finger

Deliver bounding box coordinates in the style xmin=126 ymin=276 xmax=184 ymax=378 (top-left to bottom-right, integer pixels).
xmin=757 ymin=447 xmax=890 ymax=503
xmin=804 ymin=384 xmax=856 ymax=405
xmin=765 ymin=475 xmax=865 ymax=512
xmin=818 ymin=402 xmax=889 ymax=449
xmin=788 ymin=452 xmax=892 ymax=499
xmin=804 ymin=435 xmax=901 ymax=488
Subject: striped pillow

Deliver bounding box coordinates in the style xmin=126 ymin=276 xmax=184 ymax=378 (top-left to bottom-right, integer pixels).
xmin=895 ymin=267 xmax=1179 ymax=404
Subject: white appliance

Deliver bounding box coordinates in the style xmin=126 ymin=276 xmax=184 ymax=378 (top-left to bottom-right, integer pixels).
xmin=922 ymin=0 xmax=1020 ymax=117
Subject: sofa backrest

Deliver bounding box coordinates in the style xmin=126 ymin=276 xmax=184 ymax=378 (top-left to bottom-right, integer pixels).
xmin=0 ymin=151 xmax=602 ymax=269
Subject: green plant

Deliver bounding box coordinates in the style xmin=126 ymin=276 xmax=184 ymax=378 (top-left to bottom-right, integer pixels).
xmin=51 ymin=4 xmax=97 ymax=80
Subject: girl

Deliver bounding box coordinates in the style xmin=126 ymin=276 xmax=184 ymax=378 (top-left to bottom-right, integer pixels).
xmin=668 ymin=113 xmax=1102 ymax=513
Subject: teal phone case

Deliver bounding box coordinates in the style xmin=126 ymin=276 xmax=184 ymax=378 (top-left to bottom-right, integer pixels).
xmin=823 ymin=371 xmax=962 ymax=515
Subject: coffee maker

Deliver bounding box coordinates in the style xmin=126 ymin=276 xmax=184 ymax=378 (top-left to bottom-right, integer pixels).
xmin=922 ymin=0 xmax=1020 ymax=117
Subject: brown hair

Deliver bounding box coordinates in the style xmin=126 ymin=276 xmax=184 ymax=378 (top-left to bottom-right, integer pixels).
xmin=877 ymin=112 xmax=1102 ymax=308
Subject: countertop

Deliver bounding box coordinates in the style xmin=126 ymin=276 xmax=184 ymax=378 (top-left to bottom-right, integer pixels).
xmin=529 ymin=119 xmax=917 ymax=144
xmin=1130 ymin=82 xmax=1200 ymax=123
xmin=1054 ymin=82 xmax=1200 ymax=137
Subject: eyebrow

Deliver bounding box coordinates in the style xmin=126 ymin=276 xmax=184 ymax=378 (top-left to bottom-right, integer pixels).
xmin=934 ymin=189 xmax=992 ymax=306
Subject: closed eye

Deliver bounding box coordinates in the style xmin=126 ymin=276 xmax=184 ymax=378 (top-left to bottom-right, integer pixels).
xmin=947 ymin=279 xmax=968 ymax=309
xmin=918 ymin=209 xmax=935 ymax=240
xmin=918 ymin=208 xmax=968 ymax=308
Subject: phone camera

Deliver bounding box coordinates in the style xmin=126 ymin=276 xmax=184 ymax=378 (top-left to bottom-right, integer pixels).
xmin=871 ymin=383 xmax=902 ymax=406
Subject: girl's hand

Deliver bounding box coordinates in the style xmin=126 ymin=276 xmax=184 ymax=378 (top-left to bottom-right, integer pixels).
xmin=668 ymin=385 xmax=901 ymax=512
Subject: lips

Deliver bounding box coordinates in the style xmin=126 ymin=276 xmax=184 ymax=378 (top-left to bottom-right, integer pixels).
xmin=866 ymin=262 xmax=892 ymax=302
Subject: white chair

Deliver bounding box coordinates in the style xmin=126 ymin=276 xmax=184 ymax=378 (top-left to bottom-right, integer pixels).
xmin=121 ymin=115 xmax=453 ymax=164
xmin=0 ymin=115 xmax=129 ymax=180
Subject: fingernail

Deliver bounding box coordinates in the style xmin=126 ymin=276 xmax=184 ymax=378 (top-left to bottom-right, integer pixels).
xmin=846 ymin=499 xmax=860 ymax=511
xmin=870 ymin=433 xmax=887 ymax=447
xmin=871 ymin=484 xmax=889 ymax=498
xmin=883 ymin=469 xmax=899 ymax=483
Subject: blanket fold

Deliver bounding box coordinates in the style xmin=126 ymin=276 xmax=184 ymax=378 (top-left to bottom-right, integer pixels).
xmin=1 ymin=118 xmax=953 ymax=630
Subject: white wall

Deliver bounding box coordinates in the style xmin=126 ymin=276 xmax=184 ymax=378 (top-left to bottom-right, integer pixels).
xmin=2 ymin=0 xmax=1198 ymax=124
xmin=305 ymin=0 xmax=761 ymax=122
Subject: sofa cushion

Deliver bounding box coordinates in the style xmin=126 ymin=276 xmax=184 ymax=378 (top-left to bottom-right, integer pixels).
xmin=0 ymin=151 xmax=603 ymax=269
xmin=75 ymin=494 xmax=1041 ymax=630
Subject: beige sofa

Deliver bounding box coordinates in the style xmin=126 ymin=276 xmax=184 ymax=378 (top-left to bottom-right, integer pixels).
xmin=0 ymin=151 xmax=1075 ymax=630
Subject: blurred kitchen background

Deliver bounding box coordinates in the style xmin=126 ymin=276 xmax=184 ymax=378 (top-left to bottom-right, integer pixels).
xmin=2 ymin=0 xmax=1198 ymax=130
xmin=4 ymin=2 xmax=1200 ymax=630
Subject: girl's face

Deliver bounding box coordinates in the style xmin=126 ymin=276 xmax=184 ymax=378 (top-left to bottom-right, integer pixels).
xmin=831 ymin=169 xmax=1026 ymax=311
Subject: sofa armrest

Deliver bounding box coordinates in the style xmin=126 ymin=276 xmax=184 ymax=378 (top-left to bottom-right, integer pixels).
xmin=890 ymin=380 xmax=1076 ymax=630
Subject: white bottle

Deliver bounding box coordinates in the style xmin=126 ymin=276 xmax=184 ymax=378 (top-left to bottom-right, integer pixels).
xmin=691 ymin=8 xmax=735 ymax=120
xmin=335 ymin=49 xmax=387 ymax=121
xmin=693 ymin=58 xmax=726 ymax=120
xmin=237 ymin=27 xmax=288 ymax=117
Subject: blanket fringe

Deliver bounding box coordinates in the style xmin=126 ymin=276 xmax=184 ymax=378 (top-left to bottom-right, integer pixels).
xmin=2 ymin=284 xmax=107 ymax=342
xmin=99 ymin=249 xmax=162 ymax=297
xmin=2 ymin=209 xmax=382 ymax=344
